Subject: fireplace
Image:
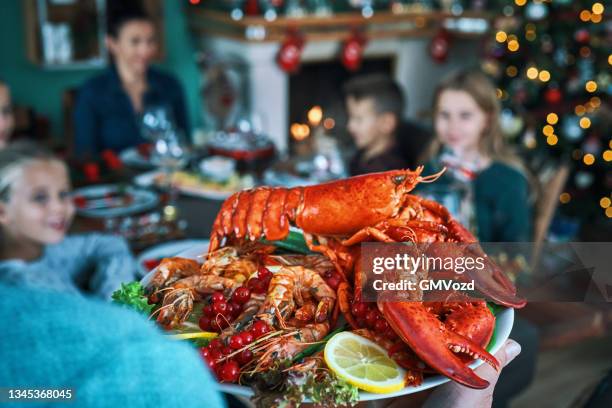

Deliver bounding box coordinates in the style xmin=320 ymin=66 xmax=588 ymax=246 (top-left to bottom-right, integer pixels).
xmin=198 ymin=36 xmax=481 ymax=153
xmin=288 ymin=57 xmax=394 ymax=152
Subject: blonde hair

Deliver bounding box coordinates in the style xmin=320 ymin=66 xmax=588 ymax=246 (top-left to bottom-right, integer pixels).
xmin=424 ymin=69 xmax=525 ymax=172
xmin=0 ymin=141 xmax=62 ymax=202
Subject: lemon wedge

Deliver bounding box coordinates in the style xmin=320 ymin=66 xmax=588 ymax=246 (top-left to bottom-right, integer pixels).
xmin=324 ymin=331 xmax=406 ymax=394
xmin=168 ymin=331 xmax=218 ymax=340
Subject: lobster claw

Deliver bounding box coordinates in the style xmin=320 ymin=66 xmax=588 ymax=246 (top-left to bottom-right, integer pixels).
xmin=379 ymin=301 xmax=500 ymax=389
xmin=445 ymin=220 xmax=527 ymax=309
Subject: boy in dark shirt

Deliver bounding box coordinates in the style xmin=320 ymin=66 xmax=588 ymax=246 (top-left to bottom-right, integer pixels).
xmin=344 ymin=74 xmax=430 ymax=175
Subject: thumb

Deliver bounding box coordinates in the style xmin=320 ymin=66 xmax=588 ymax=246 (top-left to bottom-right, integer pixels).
xmin=497 ymin=339 xmax=521 ymax=369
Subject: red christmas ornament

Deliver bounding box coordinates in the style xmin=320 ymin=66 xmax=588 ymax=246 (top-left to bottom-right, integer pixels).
xmin=544 ymin=87 xmax=562 ymax=104
xmin=277 ymin=30 xmax=304 ymax=73
xmin=430 ymin=29 xmax=450 ymax=63
xmin=245 ymin=0 xmax=259 ymax=16
xmin=574 ymin=29 xmax=590 ymax=44
xmin=341 ymin=31 xmax=367 ymax=71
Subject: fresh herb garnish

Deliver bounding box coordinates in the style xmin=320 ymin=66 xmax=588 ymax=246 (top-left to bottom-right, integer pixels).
xmin=111 ymin=282 xmax=154 ymax=315
xmin=249 ymin=361 xmax=358 ymax=408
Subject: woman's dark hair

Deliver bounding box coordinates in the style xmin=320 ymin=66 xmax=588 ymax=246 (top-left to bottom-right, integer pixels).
xmin=106 ymin=0 xmax=151 ymax=38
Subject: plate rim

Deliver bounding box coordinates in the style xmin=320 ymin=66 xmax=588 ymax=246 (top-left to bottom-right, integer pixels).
xmin=136 ymin=239 xmax=210 ymax=277
xmin=74 ymin=184 xmax=159 ymax=218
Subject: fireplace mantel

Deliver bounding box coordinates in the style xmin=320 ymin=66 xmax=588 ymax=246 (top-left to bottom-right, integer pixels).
xmin=193 ymin=10 xmax=488 ymax=152
xmin=188 ymin=9 xmax=492 ymax=43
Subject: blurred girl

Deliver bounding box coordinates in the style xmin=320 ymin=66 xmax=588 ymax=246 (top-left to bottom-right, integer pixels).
xmin=0 ymin=80 xmax=15 ymax=148
xmin=421 ymin=70 xmax=531 ymax=242
xmin=0 ymin=142 xmax=137 ymax=298
xmin=74 ymin=0 xmax=189 ymax=158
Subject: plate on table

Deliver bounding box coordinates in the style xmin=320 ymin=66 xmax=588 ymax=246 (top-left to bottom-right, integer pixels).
xmin=134 ymin=170 xmax=251 ymax=201
xmin=140 ymin=240 xmax=515 ymax=402
xmin=74 ymin=184 xmax=159 ymax=218
xmin=120 ymin=145 xmax=154 ymax=168
xmin=137 ymin=239 xmax=209 ymax=278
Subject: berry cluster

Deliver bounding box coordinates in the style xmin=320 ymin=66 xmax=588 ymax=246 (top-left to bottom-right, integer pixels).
xmin=351 ymin=301 xmax=397 ymax=340
xmin=198 ymin=265 xmax=273 ymax=332
xmin=199 ymin=320 xmax=272 ymax=383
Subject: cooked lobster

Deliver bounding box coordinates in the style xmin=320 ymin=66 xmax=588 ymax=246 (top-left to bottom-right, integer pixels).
xmin=208 ymin=168 xmax=526 ymax=389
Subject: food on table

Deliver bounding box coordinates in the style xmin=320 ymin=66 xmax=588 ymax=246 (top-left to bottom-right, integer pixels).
xmin=153 ymin=170 xmax=249 ymax=195
xmin=134 ymin=167 xmax=525 ymax=406
xmin=199 ymin=155 xmax=236 ymax=183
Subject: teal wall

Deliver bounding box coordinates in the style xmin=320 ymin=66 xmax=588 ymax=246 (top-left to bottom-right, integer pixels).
xmin=0 ymin=0 xmax=201 ymax=139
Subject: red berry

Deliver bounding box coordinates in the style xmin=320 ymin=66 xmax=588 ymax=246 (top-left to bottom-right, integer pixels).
xmin=209 ymin=349 xmax=224 ymax=362
xmin=199 ymin=347 xmax=210 ymax=360
xmin=233 ymin=287 xmax=251 ymax=304
xmin=253 ymin=280 xmax=268 ymax=294
xmin=205 ymin=357 xmax=217 ymax=371
xmin=375 ymin=319 xmax=389 ymax=332
xmin=227 ymin=302 xmax=236 ymax=315
xmin=222 ymin=346 xmax=233 ymax=356
xmin=211 ymin=291 xmax=225 ymax=303
xmin=247 ymin=278 xmax=260 ymax=291
xmin=213 ymin=316 xmax=229 ymax=330
xmin=365 ymin=310 xmax=378 ymax=328
xmin=384 ymin=327 xmax=397 ymax=340
xmin=209 ymin=339 xmax=223 ymax=350
xmin=198 ymin=316 xmax=212 ymax=331
xmin=213 ymin=301 xmax=228 ymax=315
xmin=326 ymin=276 xmax=340 ymax=290
xmin=356 ymin=317 xmax=367 ymax=328
xmin=251 ymin=321 xmax=269 ymax=338
xmin=229 ymin=335 xmax=244 ymax=350
xmin=240 ymin=331 xmax=254 ymax=345
xmin=229 ymin=302 xmax=242 ymax=318
xmin=219 ymin=360 xmax=240 ymax=383
xmin=210 ymin=320 xmax=221 ymax=332
xmin=258 ymin=266 xmax=272 ymax=279
xmin=237 ymin=349 xmax=253 ymax=365
xmin=351 ymin=302 xmax=368 ymax=317
xmin=202 ymin=304 xmax=214 ymax=317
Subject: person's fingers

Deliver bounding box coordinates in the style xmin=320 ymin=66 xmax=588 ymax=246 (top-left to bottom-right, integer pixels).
xmin=497 ymin=339 xmax=521 ymax=369
xmin=421 ymin=339 xmax=523 ymax=408
xmin=471 ymin=338 xmax=522 ymax=388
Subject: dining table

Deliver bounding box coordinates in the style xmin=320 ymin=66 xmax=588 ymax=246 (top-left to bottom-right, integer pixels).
xmin=70 ymin=167 xmax=225 ymax=250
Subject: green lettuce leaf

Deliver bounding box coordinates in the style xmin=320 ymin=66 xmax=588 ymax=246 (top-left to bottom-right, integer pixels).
xmin=111 ymin=281 xmax=154 ymax=315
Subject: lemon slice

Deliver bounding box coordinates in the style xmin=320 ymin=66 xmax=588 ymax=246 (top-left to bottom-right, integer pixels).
xmin=324 ymin=332 xmax=406 ymax=394
xmin=168 ymin=331 xmax=218 ymax=340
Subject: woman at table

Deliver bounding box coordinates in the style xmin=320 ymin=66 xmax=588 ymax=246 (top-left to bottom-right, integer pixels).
xmin=73 ymin=0 xmax=189 ymax=159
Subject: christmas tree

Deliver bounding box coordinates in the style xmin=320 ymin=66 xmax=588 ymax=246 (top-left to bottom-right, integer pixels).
xmin=482 ymin=0 xmax=611 ymax=236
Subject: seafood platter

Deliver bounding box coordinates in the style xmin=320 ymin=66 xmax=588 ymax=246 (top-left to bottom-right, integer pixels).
xmin=117 ymin=167 xmax=525 ymax=407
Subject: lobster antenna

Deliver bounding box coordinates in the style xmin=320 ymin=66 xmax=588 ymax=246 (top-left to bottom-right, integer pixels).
xmin=418 ymin=167 xmax=447 ymax=183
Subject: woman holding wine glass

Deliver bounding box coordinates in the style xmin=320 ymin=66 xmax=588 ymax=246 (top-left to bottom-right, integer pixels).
xmin=74 ymin=0 xmax=189 ymax=160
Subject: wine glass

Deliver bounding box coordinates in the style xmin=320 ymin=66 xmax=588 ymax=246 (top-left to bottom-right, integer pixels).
xmin=140 ymin=105 xmax=175 ymax=142
xmin=150 ymin=129 xmax=189 ymax=207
